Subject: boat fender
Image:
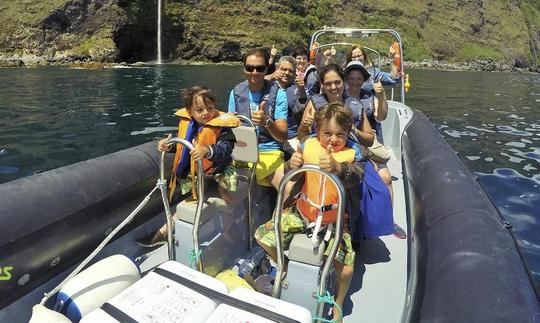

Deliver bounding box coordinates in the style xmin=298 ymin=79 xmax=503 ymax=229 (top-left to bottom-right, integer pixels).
xmin=404 ymin=74 xmax=411 ymax=92
xmin=55 ymin=255 xmax=140 ymax=322
xmin=29 ymin=304 xmax=72 ymax=323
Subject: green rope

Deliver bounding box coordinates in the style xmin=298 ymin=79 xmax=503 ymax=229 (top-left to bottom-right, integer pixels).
xmin=188 ymin=248 xmax=203 ymax=268
xmin=313 ymin=290 xmax=343 ymax=323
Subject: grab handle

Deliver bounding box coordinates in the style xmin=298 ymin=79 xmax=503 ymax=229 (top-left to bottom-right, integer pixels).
xmin=160 ymin=138 xmax=204 ymax=271
xmin=272 ymin=164 xmax=345 ymax=314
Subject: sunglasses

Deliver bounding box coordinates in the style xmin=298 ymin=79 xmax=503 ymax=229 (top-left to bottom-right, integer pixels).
xmin=244 ymin=64 xmax=266 ymax=73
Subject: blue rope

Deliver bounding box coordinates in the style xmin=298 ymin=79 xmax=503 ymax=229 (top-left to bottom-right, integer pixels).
xmin=188 ymin=248 xmax=203 ymax=267
xmin=313 ymin=290 xmax=343 ymax=323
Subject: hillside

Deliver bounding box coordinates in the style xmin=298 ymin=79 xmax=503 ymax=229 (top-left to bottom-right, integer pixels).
xmin=0 ymin=0 xmax=538 ymax=69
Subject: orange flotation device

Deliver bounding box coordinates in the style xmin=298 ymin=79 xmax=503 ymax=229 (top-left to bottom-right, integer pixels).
xmin=309 ymin=42 xmax=319 ymax=64
xmin=169 ymin=108 xmax=240 ymax=200
xmin=390 ymin=42 xmax=402 ymax=75
xmin=296 ymin=137 xmax=355 ymax=225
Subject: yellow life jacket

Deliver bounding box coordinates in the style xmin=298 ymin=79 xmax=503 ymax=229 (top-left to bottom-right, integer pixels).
xmin=296 ymin=137 xmax=355 ymax=225
xmin=169 ymin=108 xmax=240 ymax=200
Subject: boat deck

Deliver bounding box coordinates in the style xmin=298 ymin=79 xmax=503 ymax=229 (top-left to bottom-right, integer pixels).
xmin=344 ymin=147 xmax=408 ymax=322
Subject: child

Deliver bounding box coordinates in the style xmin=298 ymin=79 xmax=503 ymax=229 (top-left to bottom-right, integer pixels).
xmin=138 ymin=86 xmax=240 ymax=247
xmin=255 ymin=102 xmax=365 ymax=321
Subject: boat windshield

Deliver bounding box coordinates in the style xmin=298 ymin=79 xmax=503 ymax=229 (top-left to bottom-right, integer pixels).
xmin=308 ymin=27 xmax=405 ymax=103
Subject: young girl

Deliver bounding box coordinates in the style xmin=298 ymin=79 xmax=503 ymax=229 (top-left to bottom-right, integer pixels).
xmin=255 ymin=102 xmax=365 ymax=321
xmin=138 ymin=86 xmax=240 ymax=247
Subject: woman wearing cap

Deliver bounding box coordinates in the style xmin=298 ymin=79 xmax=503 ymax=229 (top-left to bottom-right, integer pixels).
xmin=346 ymin=44 xmax=401 ymax=89
xmin=344 ymin=61 xmax=388 ymax=123
xmin=297 ymin=63 xmax=374 ymax=147
xmin=345 ymin=60 xmax=396 ymax=217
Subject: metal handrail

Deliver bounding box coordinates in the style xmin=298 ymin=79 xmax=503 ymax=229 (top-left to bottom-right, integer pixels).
xmin=311 ymin=42 xmax=382 ymax=68
xmin=271 ymin=164 xmax=345 ymax=318
xmin=161 ymin=137 xmax=205 ymax=271
xmin=310 ymin=28 xmax=405 ymax=104
xmin=235 ymin=114 xmax=259 ymax=250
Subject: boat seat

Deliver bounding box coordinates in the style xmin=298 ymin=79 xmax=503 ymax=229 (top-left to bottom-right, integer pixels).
xmin=231 ymin=125 xmax=259 ymax=164
xmin=175 ymin=171 xmax=250 ymax=224
xmin=175 ymin=124 xmax=257 ymax=225
xmin=288 ymin=233 xmax=325 ymax=266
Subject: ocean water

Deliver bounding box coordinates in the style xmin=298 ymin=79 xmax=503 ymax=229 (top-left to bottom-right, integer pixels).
xmin=0 ymin=65 xmax=538 ymax=292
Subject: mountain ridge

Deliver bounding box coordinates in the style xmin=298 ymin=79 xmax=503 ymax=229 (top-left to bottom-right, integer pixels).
xmin=0 ymin=0 xmax=538 ymax=70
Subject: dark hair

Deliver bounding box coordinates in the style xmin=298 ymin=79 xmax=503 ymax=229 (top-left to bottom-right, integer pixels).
xmin=291 ymin=47 xmax=308 ymax=58
xmin=242 ymin=48 xmax=269 ymax=67
xmin=314 ymin=102 xmax=353 ymax=132
xmin=318 ymin=63 xmax=345 ymax=84
xmin=181 ymin=86 xmax=216 ymax=108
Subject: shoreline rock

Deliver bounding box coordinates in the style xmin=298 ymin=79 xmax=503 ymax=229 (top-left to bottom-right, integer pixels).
xmin=0 ymin=56 xmax=538 ymax=73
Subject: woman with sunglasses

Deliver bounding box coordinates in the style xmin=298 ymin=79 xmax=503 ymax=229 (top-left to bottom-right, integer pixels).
xmin=297 ymin=63 xmax=374 ymax=147
xmin=228 ymin=48 xmax=289 ymax=189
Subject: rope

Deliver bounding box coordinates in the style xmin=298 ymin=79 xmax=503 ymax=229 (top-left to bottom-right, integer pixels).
xmin=313 ymin=290 xmax=343 ymax=323
xmin=40 ymin=183 xmax=160 ymax=305
xmin=188 ymin=248 xmax=203 ymax=267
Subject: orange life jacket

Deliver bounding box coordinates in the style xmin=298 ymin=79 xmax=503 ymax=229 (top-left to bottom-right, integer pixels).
xmin=390 ymin=41 xmax=402 ymax=75
xmin=168 ymin=108 xmax=240 ymax=200
xmin=296 ymin=137 xmax=356 ymax=225
xmin=309 ymin=42 xmax=319 ymax=63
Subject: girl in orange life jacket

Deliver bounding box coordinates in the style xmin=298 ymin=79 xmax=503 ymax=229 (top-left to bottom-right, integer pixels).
xmin=138 ymin=86 xmax=240 ymax=247
xmin=255 ymin=103 xmax=365 ymax=321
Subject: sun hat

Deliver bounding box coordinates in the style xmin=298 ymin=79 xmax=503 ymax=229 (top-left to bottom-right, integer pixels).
xmin=344 ymin=61 xmax=371 ymax=81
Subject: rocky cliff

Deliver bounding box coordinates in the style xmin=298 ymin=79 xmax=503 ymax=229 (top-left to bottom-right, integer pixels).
xmin=0 ymin=0 xmax=538 ymax=69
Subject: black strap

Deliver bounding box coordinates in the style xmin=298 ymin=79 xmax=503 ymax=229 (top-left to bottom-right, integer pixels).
xmin=320 ymin=204 xmax=336 ymax=212
xmin=100 ymin=302 xmax=138 ymax=323
xmin=154 ymin=268 xmax=300 ymax=323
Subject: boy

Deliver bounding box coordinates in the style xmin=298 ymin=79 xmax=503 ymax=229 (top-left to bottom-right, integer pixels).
xmin=255 ymin=102 xmax=365 ymax=321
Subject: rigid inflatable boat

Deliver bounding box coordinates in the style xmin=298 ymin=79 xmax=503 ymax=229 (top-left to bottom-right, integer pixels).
xmin=0 ymin=28 xmax=538 ymax=322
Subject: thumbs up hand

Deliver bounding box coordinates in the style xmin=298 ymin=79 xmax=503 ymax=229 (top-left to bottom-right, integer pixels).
xmin=373 ymin=77 xmax=385 ymax=98
xmin=158 ymin=134 xmax=173 ymax=152
xmin=290 ymin=143 xmax=304 ymax=170
xmin=251 ymin=101 xmax=269 ymax=126
xmin=270 ymin=44 xmax=278 ymax=57
xmin=300 ymin=106 xmax=315 ymax=130
xmin=190 ymin=139 xmax=209 ymax=161
xmin=320 ymin=144 xmax=340 ymax=174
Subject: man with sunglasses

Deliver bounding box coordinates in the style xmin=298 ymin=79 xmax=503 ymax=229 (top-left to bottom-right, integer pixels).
xmin=228 ymin=48 xmax=289 ymax=189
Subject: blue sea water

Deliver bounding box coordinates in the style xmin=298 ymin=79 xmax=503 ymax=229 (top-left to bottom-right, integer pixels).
xmin=0 ymin=65 xmax=538 ymax=292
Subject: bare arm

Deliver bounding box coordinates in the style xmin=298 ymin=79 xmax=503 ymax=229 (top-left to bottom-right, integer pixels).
xmin=354 ymin=113 xmax=375 ymax=146
xmin=373 ymin=81 xmax=388 ymax=121
xmin=266 ymin=119 xmax=288 ymax=142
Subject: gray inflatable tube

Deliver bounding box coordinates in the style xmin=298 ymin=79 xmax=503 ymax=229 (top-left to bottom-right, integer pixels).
xmin=0 ymin=142 xmax=171 ymax=309
xmin=402 ymin=110 xmax=540 ymax=322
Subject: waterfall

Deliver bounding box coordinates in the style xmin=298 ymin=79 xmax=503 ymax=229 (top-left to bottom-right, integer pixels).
xmin=157 ymin=0 xmax=162 ymax=64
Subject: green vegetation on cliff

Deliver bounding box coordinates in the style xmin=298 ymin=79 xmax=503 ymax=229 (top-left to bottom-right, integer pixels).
xmin=0 ymin=0 xmax=538 ymax=68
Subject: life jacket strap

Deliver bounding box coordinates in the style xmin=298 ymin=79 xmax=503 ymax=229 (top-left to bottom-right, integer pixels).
xmin=297 ymin=192 xmax=337 ymax=212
